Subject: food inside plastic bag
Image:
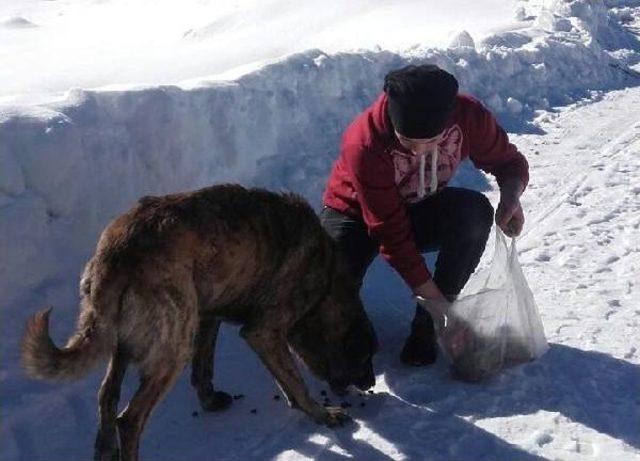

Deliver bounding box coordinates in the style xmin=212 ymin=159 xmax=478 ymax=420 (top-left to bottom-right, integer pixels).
xmin=418 ymin=228 xmax=549 ymax=382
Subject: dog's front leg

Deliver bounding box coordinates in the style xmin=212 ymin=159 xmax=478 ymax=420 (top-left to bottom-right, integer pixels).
xmin=240 ymin=325 xmax=350 ymax=427
xmin=191 ymin=316 xmax=233 ymax=411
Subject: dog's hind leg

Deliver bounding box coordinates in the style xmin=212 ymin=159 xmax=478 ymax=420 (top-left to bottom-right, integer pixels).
xmin=115 ymin=283 xmax=198 ymax=461
xmin=191 ymin=316 xmax=233 ymax=411
xmin=95 ymin=345 xmax=129 ymax=461
xmin=240 ymin=324 xmax=349 ymax=428
xmin=116 ymin=363 xmax=182 ymax=461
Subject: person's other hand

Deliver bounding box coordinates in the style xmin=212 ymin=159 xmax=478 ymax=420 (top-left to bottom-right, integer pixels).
xmin=495 ymin=197 xmax=524 ymax=237
xmin=496 ymin=178 xmax=525 ymax=237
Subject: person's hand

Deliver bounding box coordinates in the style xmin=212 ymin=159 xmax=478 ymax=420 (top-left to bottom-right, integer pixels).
xmin=414 ymin=279 xmax=449 ymax=327
xmin=496 ymin=178 xmax=525 ymax=237
xmin=415 ymin=296 xmax=472 ymax=359
xmin=496 ymin=198 xmax=524 ymax=237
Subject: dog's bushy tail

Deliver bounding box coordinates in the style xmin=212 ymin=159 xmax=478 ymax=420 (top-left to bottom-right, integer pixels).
xmin=21 ymin=265 xmax=122 ymax=381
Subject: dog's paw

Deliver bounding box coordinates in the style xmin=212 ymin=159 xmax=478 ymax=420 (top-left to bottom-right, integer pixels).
xmin=318 ymin=406 xmax=351 ymax=428
xmin=200 ymin=390 xmax=233 ymax=412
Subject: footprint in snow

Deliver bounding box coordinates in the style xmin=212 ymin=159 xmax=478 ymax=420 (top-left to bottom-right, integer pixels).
xmin=0 ymin=17 xmax=38 ymax=29
xmin=535 ymin=252 xmax=551 ymax=262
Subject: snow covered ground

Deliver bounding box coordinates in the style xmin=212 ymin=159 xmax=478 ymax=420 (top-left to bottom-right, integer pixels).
xmin=1 ymin=1 xmax=640 ymax=460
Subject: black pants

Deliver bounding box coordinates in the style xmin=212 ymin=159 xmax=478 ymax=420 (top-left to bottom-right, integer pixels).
xmin=320 ymin=187 xmax=494 ymax=298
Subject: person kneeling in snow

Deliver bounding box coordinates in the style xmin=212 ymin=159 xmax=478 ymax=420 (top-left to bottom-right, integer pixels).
xmin=321 ymin=64 xmax=528 ymax=366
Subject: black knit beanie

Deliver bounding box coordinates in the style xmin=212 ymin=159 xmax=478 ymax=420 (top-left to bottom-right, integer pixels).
xmin=384 ymin=64 xmax=459 ymax=138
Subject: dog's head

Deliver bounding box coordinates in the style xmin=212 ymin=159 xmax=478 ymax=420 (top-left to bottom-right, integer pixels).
xmin=288 ymin=260 xmax=378 ymax=394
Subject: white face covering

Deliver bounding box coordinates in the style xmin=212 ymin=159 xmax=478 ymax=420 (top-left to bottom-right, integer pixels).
xmin=395 ymin=130 xmax=445 ymax=198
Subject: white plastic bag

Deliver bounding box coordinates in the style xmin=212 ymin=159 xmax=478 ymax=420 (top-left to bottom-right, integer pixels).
xmin=421 ymin=228 xmax=549 ymax=382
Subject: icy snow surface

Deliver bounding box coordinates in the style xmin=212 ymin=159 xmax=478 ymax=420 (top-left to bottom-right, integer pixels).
xmin=1 ymin=0 xmax=640 ymax=460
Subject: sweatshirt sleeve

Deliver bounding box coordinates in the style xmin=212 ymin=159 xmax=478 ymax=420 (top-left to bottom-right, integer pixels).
xmin=467 ymin=100 xmax=529 ymax=189
xmin=343 ymin=142 xmax=431 ymax=289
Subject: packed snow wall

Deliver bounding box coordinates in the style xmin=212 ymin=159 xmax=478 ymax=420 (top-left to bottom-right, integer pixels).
xmin=0 ymin=0 xmax=638 ymax=313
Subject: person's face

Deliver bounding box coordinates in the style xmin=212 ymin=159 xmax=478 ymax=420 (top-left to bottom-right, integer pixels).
xmin=395 ymin=129 xmax=446 ymax=156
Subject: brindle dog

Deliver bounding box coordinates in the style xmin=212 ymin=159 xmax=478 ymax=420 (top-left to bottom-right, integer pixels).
xmin=22 ymin=184 xmax=378 ymax=461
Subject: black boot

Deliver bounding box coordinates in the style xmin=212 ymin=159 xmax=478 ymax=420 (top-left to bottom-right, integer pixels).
xmin=400 ymin=305 xmax=438 ymax=366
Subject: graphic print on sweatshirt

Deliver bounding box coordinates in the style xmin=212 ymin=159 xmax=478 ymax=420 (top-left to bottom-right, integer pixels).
xmin=391 ymin=125 xmax=463 ymax=203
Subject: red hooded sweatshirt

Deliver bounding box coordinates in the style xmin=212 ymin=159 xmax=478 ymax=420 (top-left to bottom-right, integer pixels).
xmin=322 ymin=92 xmax=529 ymax=289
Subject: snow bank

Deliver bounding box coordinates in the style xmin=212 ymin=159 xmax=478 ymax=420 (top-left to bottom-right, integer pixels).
xmin=1 ymin=0 xmax=639 ymax=310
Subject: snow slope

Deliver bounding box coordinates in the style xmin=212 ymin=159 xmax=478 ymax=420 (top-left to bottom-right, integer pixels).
xmin=1 ymin=0 xmax=640 ymax=460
